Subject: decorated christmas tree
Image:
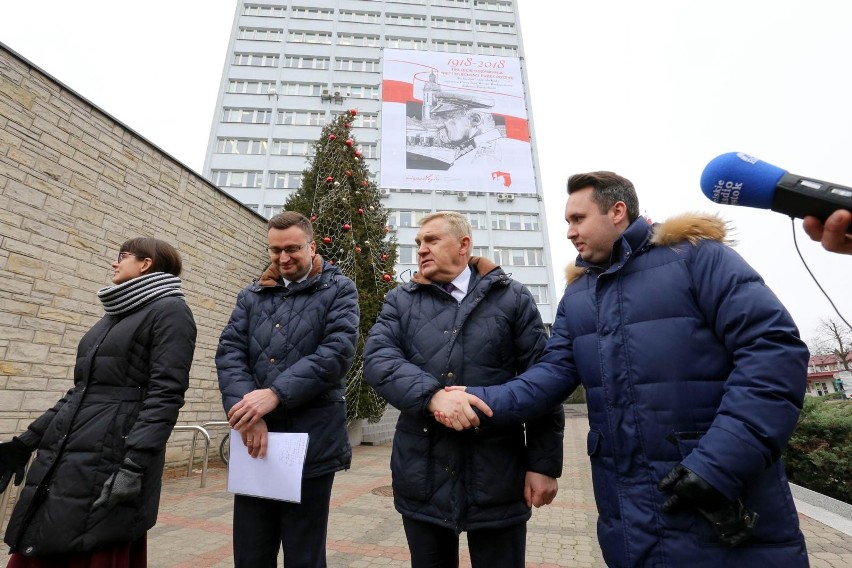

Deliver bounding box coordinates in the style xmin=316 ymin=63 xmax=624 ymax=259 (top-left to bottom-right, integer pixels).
xmin=284 ymin=110 xmax=396 ymax=424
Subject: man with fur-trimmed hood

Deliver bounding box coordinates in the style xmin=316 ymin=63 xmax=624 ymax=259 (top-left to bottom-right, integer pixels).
xmin=435 ymin=172 xmax=810 ymax=567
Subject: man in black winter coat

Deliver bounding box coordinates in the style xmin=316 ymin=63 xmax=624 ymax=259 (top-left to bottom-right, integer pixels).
xmin=363 ymin=211 xmax=564 ymax=568
xmin=217 ymin=211 xmax=359 ymax=568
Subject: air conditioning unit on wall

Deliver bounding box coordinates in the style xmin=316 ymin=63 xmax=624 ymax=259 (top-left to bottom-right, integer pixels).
xmin=379 ymin=188 xmax=391 ymax=198
xmin=496 ymin=193 xmax=515 ymax=202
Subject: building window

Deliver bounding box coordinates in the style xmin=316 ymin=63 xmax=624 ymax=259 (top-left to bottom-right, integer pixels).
xmin=433 ymin=40 xmax=474 ymax=53
xmin=211 ymin=170 xmax=263 ymax=188
xmin=387 ymin=0 xmax=421 ymax=4
xmin=526 ymin=285 xmax=549 ymax=304
xmin=491 ymin=213 xmax=540 ymax=231
xmin=284 ymin=56 xmax=329 ymax=69
xmin=478 ymin=43 xmax=518 ymax=56
xmin=339 ymin=11 xmax=381 ymax=24
xmin=465 ymin=212 xmax=488 ymax=229
xmin=398 ymin=245 xmax=417 ymax=264
xmin=227 ymin=80 xmax=276 ymax=94
xmin=432 ymin=17 xmax=472 ymax=30
xmin=233 ymin=53 xmax=280 ymax=66
xmin=290 ymin=7 xmax=333 ymax=20
xmin=471 ymin=246 xmax=489 ymax=257
xmin=337 ymin=34 xmax=381 ymax=47
xmin=222 ymin=108 xmax=272 ymax=124
xmin=334 ymin=58 xmax=380 ymax=73
xmin=389 ymin=210 xmax=429 ymax=228
xmin=268 ymin=171 xmax=303 ymax=189
xmin=271 ymin=140 xmax=315 ymax=156
xmin=386 ymin=14 xmax=426 ymax=26
xmin=281 ymin=83 xmax=324 ymax=97
xmin=262 ymin=205 xmax=284 ymax=218
xmin=216 ymin=138 xmax=269 ymax=155
xmin=493 ymin=248 xmax=544 ymax=266
xmin=474 ymin=0 xmax=513 ymax=12
xmin=288 ymin=31 xmax=332 ymax=44
xmin=476 ymin=20 xmax=515 ymax=33
xmin=434 ymin=0 xmax=471 ymax=6
xmin=333 ymin=112 xmax=378 ymax=128
xmin=334 ymin=85 xmax=380 ymax=100
xmin=243 ymin=4 xmax=286 ymax=17
xmin=278 ymin=110 xmax=326 ymax=126
xmin=360 ymin=143 xmax=378 ymax=159
xmin=386 ymin=37 xmax=426 ymax=50
xmin=238 ymin=27 xmax=284 ymax=41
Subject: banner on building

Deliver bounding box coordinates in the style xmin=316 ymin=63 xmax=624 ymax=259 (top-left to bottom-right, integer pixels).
xmin=381 ymin=49 xmax=536 ymax=194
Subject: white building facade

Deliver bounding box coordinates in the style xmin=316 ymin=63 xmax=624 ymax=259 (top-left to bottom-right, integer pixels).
xmin=203 ymin=0 xmax=559 ymax=324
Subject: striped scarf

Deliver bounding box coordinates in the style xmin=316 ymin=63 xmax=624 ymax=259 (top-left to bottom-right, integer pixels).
xmin=97 ymin=272 xmax=185 ymax=316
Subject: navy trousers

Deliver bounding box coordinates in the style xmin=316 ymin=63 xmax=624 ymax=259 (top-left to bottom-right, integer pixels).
xmin=232 ymin=472 xmax=335 ymax=568
xmin=402 ymin=516 xmax=526 ymax=568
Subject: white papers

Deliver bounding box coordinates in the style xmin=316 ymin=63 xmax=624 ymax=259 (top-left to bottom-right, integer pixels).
xmin=226 ymin=429 xmax=309 ymax=503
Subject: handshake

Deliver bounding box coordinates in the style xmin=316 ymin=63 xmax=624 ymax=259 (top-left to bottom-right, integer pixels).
xmin=428 ymin=386 xmax=492 ymax=430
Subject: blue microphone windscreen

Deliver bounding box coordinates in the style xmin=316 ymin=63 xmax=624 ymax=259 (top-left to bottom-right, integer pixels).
xmin=700 ymin=152 xmax=787 ymax=209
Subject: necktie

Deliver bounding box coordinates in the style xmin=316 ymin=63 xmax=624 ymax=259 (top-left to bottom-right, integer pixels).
xmin=443 ymin=282 xmax=455 ymax=294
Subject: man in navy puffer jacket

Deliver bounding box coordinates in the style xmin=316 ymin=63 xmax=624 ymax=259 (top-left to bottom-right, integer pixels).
xmin=364 ymin=211 xmax=565 ymax=568
xmin=438 ymin=172 xmax=809 ymax=567
xmin=217 ymin=211 xmax=359 ymax=568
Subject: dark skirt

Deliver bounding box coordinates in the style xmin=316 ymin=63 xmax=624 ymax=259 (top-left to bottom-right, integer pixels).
xmin=6 ymin=535 xmax=146 ymax=568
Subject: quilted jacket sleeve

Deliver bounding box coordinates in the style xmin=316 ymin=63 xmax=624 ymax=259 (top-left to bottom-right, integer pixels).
xmin=125 ymin=298 xmax=197 ymax=465
xmin=678 ymin=241 xmax=807 ymax=501
xmin=363 ymin=289 xmax=445 ymax=416
xmin=511 ymin=284 xmax=565 ymax=478
xmin=216 ymin=288 xmax=260 ymax=413
xmin=266 ymin=277 xmax=359 ymax=408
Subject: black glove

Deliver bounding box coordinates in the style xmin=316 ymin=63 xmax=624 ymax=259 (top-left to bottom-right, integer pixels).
xmin=658 ymin=464 xmax=758 ymax=547
xmin=0 ymin=438 xmax=32 ymax=493
xmin=93 ymin=458 xmax=143 ymax=510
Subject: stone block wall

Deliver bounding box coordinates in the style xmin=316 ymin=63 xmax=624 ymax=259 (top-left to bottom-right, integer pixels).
xmin=0 ymin=43 xmax=269 ymax=465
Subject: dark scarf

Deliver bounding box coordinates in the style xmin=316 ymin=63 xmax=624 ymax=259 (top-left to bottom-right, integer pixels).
xmin=97 ymin=272 xmax=185 ymax=316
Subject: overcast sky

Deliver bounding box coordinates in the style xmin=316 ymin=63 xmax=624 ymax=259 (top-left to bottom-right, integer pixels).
xmin=1 ymin=0 xmax=849 ymax=341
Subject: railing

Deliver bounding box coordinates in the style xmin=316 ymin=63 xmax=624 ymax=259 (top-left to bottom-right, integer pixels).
xmin=172 ymin=425 xmax=211 ymax=488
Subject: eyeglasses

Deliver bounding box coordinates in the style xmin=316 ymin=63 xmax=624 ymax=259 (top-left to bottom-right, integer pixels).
xmin=116 ymin=252 xmax=137 ymax=263
xmin=268 ymin=243 xmax=309 ymax=257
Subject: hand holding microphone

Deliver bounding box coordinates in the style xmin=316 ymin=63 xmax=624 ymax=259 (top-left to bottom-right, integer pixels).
xmin=700 ymin=152 xmax=852 ymax=254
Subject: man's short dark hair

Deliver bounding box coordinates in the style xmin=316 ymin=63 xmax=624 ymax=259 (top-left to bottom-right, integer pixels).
xmin=567 ymin=171 xmax=640 ymax=223
xmin=267 ymin=211 xmax=314 ymax=240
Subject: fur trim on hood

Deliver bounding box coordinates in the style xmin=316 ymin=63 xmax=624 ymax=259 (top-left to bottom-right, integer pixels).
xmin=564 ymin=213 xmax=731 ymax=284
xmin=258 ymin=254 xmax=324 ymax=287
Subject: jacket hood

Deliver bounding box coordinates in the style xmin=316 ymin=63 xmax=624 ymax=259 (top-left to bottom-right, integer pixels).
xmin=410 ymin=255 xmax=501 ymax=286
xmin=257 ymin=254 xmax=325 ymax=287
xmin=565 ymin=213 xmax=730 ymax=284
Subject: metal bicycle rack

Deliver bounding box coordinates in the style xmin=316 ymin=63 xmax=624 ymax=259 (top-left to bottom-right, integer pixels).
xmin=172 ymin=425 xmax=211 ymax=488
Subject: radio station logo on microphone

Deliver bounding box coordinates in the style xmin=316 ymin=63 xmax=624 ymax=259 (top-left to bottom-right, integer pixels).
xmin=735 ymin=152 xmax=759 ymax=164
xmin=711 ymin=179 xmax=742 ymax=204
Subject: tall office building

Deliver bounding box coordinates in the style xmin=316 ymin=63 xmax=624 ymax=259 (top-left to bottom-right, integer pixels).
xmin=203 ymin=0 xmax=559 ymax=325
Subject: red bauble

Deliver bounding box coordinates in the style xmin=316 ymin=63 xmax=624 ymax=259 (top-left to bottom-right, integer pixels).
xmin=355 ymin=151 xmax=363 ymax=158
xmin=384 ymin=226 xmax=390 ymax=233
xmin=349 ymin=109 xmax=358 ymax=116
xmin=383 ymin=274 xmax=392 ymax=282
xmin=310 ymin=215 xmax=317 ymax=222
xmin=357 ymin=208 xmax=364 ymax=215
xmin=328 ymin=134 xmax=336 ymax=141
xmin=355 ymin=246 xmax=362 ymax=253
xmin=345 ymin=170 xmax=353 ymax=177
xmin=344 ymin=123 xmax=351 ymax=129
xmin=343 ymin=223 xmax=351 ymax=231
xmin=381 ymin=253 xmax=389 ymax=261
xmin=323 ymin=236 xmax=332 ymax=244
xmin=345 ymin=139 xmax=354 ymax=147
xmin=326 ymin=176 xmax=333 ymax=183
xmin=360 ymin=180 xmax=368 ymax=187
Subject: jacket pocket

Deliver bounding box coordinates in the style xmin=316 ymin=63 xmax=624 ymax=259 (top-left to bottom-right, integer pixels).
xmin=391 ymin=419 xmax=434 ymax=502
xmin=587 ymin=429 xmax=615 ymax=520
xmin=468 ymin=427 xmax=525 ymax=506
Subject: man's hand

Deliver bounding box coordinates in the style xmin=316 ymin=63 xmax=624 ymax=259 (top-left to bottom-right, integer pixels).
xmin=658 ymin=464 xmax=758 ymax=547
xmin=524 ymin=471 xmax=558 ymax=508
xmin=241 ymin=419 xmax=269 ymax=459
xmin=803 ymin=210 xmax=852 ymax=255
xmin=428 ymin=387 xmax=492 ymax=431
xmin=228 ymin=388 xmax=280 ymax=431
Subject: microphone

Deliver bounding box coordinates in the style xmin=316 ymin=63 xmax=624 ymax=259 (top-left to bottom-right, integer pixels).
xmin=700 ymin=152 xmax=852 ymax=230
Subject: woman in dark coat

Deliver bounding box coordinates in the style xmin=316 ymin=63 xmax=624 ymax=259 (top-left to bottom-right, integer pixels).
xmin=0 ymin=237 xmax=197 ymax=567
